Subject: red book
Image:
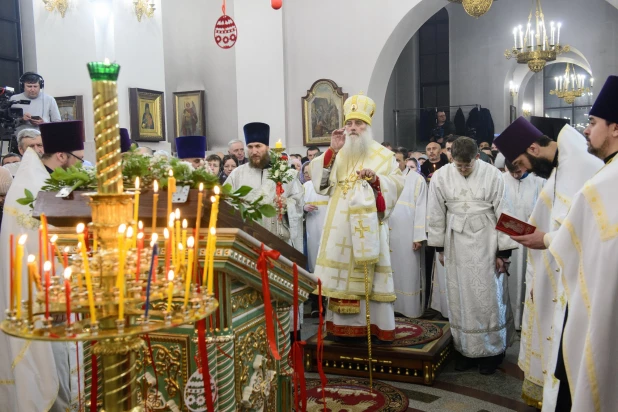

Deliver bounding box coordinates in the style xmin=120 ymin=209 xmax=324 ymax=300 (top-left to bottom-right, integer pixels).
xmin=496 ymin=213 xmax=536 ymax=236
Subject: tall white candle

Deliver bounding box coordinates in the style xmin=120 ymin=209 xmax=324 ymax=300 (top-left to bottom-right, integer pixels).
xmin=557 ymin=23 xmax=561 ymax=45
xmin=513 ymin=28 xmax=518 ymax=49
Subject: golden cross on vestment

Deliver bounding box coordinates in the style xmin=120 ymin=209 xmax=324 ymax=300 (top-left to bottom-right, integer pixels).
xmin=354 ymin=220 xmax=371 ymax=239
xmin=358 ymin=241 xmax=372 ymax=257
xmin=335 ymin=237 xmax=353 ymax=255
xmin=340 ymin=172 xmax=359 ymax=198
xmin=369 ymin=146 xmax=389 ymax=161
xmin=332 ymin=268 xmax=347 ymax=288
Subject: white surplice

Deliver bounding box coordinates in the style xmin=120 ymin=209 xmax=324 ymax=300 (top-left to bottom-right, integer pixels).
xmin=0 ymin=148 xmax=82 ymax=411
xmin=427 ymin=160 xmax=518 ymax=357
xmin=542 ymin=156 xmax=618 ymax=411
xmin=310 ymin=141 xmax=404 ymax=340
xmin=502 ymin=172 xmax=545 ymax=330
xmin=430 ymin=254 xmax=449 ymax=317
xmin=518 ymin=125 xmax=603 ymax=406
xmin=302 ymin=180 xmax=329 ymax=273
xmin=389 ymin=171 xmax=427 ymax=318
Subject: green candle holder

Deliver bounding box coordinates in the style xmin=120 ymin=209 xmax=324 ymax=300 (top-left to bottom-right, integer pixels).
xmin=87 ymin=61 xmax=121 ymax=81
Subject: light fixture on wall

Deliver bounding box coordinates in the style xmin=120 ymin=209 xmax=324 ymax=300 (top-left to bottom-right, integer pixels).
xmin=549 ymin=64 xmax=591 ymax=104
xmin=522 ymin=103 xmax=532 ymax=118
xmin=42 ymin=0 xmax=69 ymax=17
xmin=448 ymin=0 xmax=494 ymax=18
xmin=134 ymin=0 xmax=155 ymax=22
xmin=509 ymin=81 xmax=519 ymax=97
xmin=504 ymin=0 xmax=569 ymax=73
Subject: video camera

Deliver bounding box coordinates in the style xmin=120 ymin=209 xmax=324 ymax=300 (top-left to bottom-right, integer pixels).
xmin=0 ymin=86 xmax=29 ymax=128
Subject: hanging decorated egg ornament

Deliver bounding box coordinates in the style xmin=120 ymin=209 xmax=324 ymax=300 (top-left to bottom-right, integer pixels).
xmin=214 ymin=14 xmax=237 ymax=49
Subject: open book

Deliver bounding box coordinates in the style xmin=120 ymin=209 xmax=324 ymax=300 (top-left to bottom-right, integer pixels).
xmin=495 ymin=213 xmax=536 ymax=236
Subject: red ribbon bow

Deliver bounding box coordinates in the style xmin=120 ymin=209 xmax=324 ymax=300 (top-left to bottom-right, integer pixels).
xmin=257 ymin=243 xmax=282 ymax=360
xmin=291 ymin=263 xmax=307 ymax=411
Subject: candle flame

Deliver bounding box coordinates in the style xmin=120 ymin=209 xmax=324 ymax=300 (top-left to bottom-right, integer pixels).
xmin=104 ymin=57 xmax=110 ymax=65
xmin=163 ymin=228 xmax=170 ymax=239
xmin=135 ymin=177 xmax=140 ymax=189
xmin=168 ymin=270 xmax=174 ymax=281
xmin=64 ymin=267 xmax=72 ymax=280
xmin=151 ymin=233 xmax=158 ymax=245
xmin=50 ymin=234 xmax=58 ymax=243
xmin=27 ymin=254 xmax=35 ymax=263
xmin=154 ymin=180 xmax=159 ymax=193
xmin=64 ymin=246 xmax=70 ymax=253
xmin=199 ymin=183 xmax=203 ymax=192
xmin=138 ymin=221 xmax=143 ymax=230
xmin=126 ymin=226 xmax=134 ymax=239
xmin=118 ymin=223 xmax=127 ymax=234
xmin=187 ymin=236 xmax=195 ymax=248
xmin=18 ymin=234 xmax=28 ymax=245
xmin=182 ymin=219 xmax=188 ymax=229
xmin=175 ymin=208 xmax=180 ymax=219
xmin=137 ymin=232 xmax=144 ymax=240
xmin=168 ymin=169 xmax=173 ymax=177
xmin=77 ymin=242 xmax=82 ymax=250
xmin=44 ymin=261 xmax=52 ymax=271
xmin=178 ymin=243 xmax=183 ymax=251
xmin=214 ymin=185 xmax=220 ymax=195
xmin=76 ymin=223 xmax=85 ymax=234
xmin=210 ymin=227 xmax=216 ymax=235
xmin=210 ymin=196 xmax=216 ymax=203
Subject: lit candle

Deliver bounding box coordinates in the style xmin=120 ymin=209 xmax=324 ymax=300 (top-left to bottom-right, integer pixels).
xmin=169 ymin=213 xmax=176 ymax=270
xmin=207 ymin=227 xmax=217 ymax=294
xmin=27 ymin=255 xmax=36 ymax=324
xmin=150 ymin=233 xmax=158 ymax=282
xmin=181 ymin=219 xmax=188 ymax=251
xmin=119 ymin=225 xmax=133 ymax=321
xmin=77 ymin=224 xmax=97 ymax=324
xmin=15 ymin=234 xmax=27 ymax=319
xmin=50 ymin=235 xmax=58 ymax=276
xmin=194 ymin=183 xmax=204 ymax=275
xmin=38 ymin=225 xmax=43 ymax=281
xmin=557 ymin=22 xmax=561 ymax=45
xmin=133 ymin=177 xmax=140 ymax=248
xmin=184 ymin=236 xmax=195 ymax=309
xmin=175 ymin=209 xmax=181 ymax=268
xmin=164 ymin=227 xmax=171 ymax=277
xmin=136 ymin=232 xmax=144 ymax=281
xmin=63 ymin=246 xmax=69 ymax=270
xmin=590 ymin=78 xmax=594 ymax=88
xmin=40 ymin=213 xmax=49 ymax=262
xmin=116 ymin=224 xmax=127 ymax=289
xmin=178 ymin=242 xmax=185 ymax=270
xmin=145 ymin=241 xmax=158 ymax=318
xmin=167 ymin=170 xmax=175 ymax=219
xmin=9 ymin=234 xmax=14 ymax=314
xmin=64 ymin=268 xmax=72 ymax=327
xmin=275 ymin=139 xmax=283 ymax=149
xmin=44 ymin=261 xmax=51 ymax=319
xmin=519 ymin=26 xmax=524 ymax=50
xmin=152 ymin=180 xmax=159 ymax=234
xmin=166 ymin=270 xmax=175 ymax=312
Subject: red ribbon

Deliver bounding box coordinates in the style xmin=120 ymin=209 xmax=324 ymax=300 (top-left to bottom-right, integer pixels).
xmin=143 ymin=335 xmax=159 ymax=388
xmin=256 ymin=243 xmax=281 ymax=360
xmin=90 ymin=344 xmax=98 ymax=412
xmin=316 ymin=280 xmax=327 ymax=411
xmin=196 ymin=319 xmax=215 ymax=412
xmin=275 ymin=182 xmax=285 ymax=221
xmin=291 ymin=263 xmax=307 ymax=412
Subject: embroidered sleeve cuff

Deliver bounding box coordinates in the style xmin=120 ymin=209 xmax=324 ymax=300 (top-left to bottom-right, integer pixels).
xmin=323 ymin=147 xmax=336 ymax=168
xmin=370 ymin=176 xmax=381 ymax=189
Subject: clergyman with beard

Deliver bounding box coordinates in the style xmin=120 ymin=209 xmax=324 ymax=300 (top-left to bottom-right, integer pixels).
xmin=310 ymin=93 xmax=404 ymax=344
xmin=493 ymin=116 xmax=603 ymax=407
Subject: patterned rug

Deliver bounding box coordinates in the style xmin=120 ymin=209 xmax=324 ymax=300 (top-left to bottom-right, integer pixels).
xmin=305 ymin=378 xmax=409 ymax=412
xmin=385 ymin=317 xmax=443 ymax=347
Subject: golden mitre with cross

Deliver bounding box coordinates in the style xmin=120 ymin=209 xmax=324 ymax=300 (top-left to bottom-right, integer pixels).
xmin=344 ymin=93 xmax=376 ymax=126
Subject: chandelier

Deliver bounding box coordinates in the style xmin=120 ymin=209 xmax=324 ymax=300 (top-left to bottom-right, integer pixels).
xmin=504 ymin=0 xmax=569 ymax=73
xmin=448 ymin=0 xmax=494 ymax=18
xmin=550 ymin=63 xmax=592 ymax=104
xmin=42 ymin=0 xmax=69 ymax=17
xmin=134 ymin=0 xmax=155 ymax=22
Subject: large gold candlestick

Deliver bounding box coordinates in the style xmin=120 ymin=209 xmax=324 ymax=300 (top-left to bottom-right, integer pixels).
xmin=88 ymin=60 xmax=123 ymax=195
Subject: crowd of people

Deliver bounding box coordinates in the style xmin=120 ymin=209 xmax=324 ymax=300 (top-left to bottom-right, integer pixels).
xmin=0 ymin=75 xmax=617 ymax=412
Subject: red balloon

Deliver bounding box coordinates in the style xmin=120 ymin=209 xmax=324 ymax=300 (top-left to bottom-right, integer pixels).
xmin=271 ymin=0 xmax=282 ymax=10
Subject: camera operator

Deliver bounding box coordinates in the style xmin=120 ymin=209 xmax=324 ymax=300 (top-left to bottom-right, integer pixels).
xmin=10 ymin=72 xmax=60 ymax=132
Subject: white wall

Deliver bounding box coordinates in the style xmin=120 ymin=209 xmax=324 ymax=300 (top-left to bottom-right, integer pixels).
xmin=449 ymin=0 xmax=618 ymax=132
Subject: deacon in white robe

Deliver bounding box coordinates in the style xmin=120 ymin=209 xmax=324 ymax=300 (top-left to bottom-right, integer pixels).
xmin=541 ymin=75 xmax=618 ymax=411
xmin=502 ymin=166 xmax=545 ymax=330
xmin=427 ymin=137 xmax=518 ymax=374
xmin=302 ymin=179 xmax=329 ymax=273
xmin=311 ymin=94 xmax=404 ymax=342
xmin=390 ymin=170 xmax=427 ymax=318
xmin=494 ymin=118 xmax=603 ymax=407
xmin=0 ymin=121 xmax=87 ymax=412
xmin=429 ymin=253 xmax=449 ymax=318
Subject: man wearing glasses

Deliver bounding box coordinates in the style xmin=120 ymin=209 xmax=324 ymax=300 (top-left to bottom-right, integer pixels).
xmin=0 ymin=120 xmax=85 ymax=412
xmin=427 ymin=136 xmax=518 ymax=375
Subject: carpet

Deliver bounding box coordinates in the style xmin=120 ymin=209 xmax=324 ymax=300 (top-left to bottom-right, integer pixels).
xmin=305 ymin=378 xmax=409 ymax=412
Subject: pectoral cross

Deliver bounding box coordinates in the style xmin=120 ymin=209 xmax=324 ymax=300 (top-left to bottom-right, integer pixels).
xmin=336 ymin=237 xmax=353 ymax=256
xmin=354 ymin=220 xmax=371 ymax=239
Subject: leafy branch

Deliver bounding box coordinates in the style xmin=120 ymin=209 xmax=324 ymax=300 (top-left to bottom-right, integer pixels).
xmin=221 ymin=183 xmax=276 ymax=222
xmin=16 ymin=189 xmax=35 ymax=209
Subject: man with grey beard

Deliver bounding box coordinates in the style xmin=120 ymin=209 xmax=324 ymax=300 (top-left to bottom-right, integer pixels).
xmin=310 ymin=94 xmax=404 ymax=344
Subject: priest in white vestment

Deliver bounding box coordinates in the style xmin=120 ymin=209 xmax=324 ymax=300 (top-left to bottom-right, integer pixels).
xmin=494 ymin=117 xmax=603 ymax=407
xmin=390 ymin=168 xmax=427 ymax=318
xmin=224 ymin=122 xmax=305 ymax=336
xmin=310 ymin=94 xmax=404 ymax=342
xmin=502 ymin=160 xmax=545 ymax=330
xmin=427 ymin=136 xmax=518 ymax=375
xmin=0 ymin=121 xmax=85 ymax=411
xmin=541 ymin=76 xmax=618 ymax=411
xmin=302 ymin=168 xmax=329 ymax=273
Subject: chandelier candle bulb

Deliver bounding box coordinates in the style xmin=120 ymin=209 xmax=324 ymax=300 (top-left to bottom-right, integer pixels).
xmin=557 ymin=22 xmax=561 ymax=45
xmin=167 ymin=170 xmax=175 ymax=219
xmin=152 ymin=180 xmax=159 ymax=234
xmin=63 ymin=268 xmax=72 ymax=327
xmin=76 ymin=224 xmax=96 ymax=324
xmin=166 ymin=270 xmax=175 ymax=312
xmin=513 ymin=28 xmax=517 ymax=48
xmin=519 ymin=27 xmax=524 ymax=49
xmin=44 ymin=261 xmax=52 ymax=319
xmin=27 ymin=255 xmax=36 ymax=325
xmin=184 ymin=237 xmax=195 ymax=309
xmin=15 ymin=234 xmax=27 ymax=319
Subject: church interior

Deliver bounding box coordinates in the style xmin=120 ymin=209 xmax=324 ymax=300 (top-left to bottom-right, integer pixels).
xmin=0 ymin=0 xmax=617 ymax=411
